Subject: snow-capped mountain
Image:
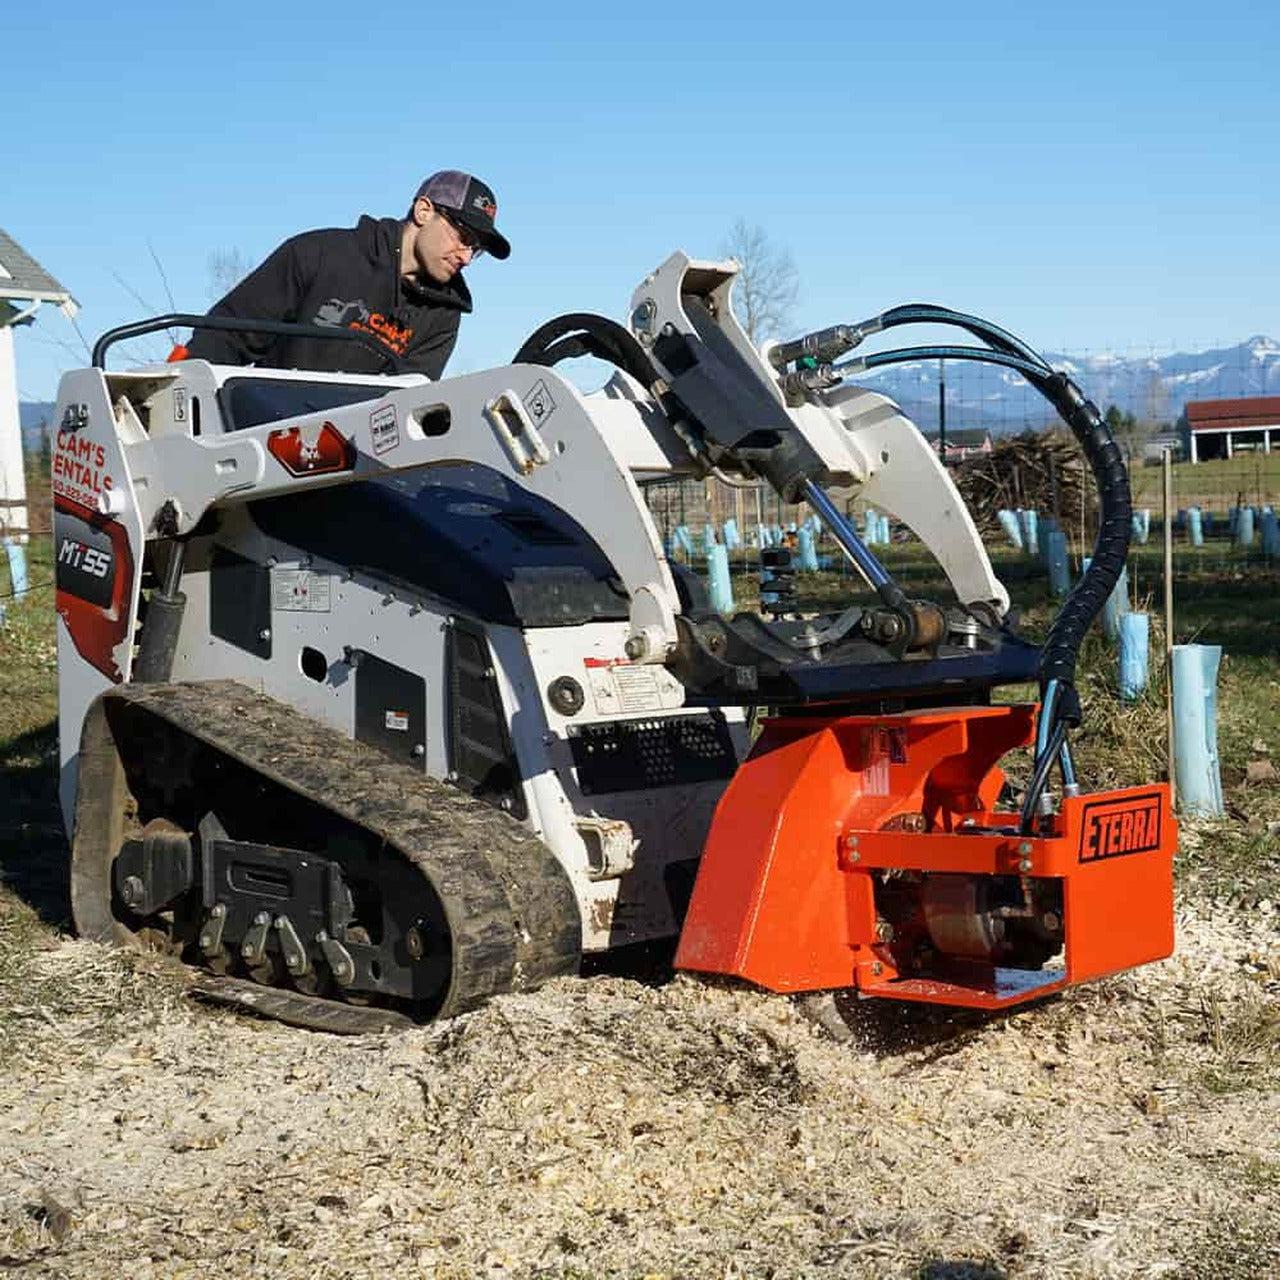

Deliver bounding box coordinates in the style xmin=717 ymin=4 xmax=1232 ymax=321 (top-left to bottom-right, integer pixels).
xmin=859 ymin=336 xmax=1280 ymax=433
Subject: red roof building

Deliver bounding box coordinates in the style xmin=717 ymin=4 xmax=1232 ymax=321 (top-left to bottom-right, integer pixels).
xmin=1183 ymin=396 xmax=1280 ymax=463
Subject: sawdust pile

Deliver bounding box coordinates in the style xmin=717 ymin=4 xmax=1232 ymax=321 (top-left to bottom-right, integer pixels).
xmin=1 ymin=886 xmax=1277 ymax=1279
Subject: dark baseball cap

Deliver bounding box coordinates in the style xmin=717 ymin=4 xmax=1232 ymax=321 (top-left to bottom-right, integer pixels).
xmin=413 ymin=170 xmax=510 ymax=260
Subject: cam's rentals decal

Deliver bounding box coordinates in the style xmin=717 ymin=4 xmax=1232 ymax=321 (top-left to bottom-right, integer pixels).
xmin=52 ymin=422 xmax=114 ymax=509
xmin=54 ymin=497 xmax=135 ymax=681
xmin=1079 ymin=792 xmax=1163 ymax=862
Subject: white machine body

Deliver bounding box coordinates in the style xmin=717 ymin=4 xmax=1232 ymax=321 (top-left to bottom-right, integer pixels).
xmin=53 ymin=252 xmax=1006 ymax=954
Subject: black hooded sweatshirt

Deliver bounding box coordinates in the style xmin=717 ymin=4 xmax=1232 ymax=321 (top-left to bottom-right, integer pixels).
xmin=187 ymin=215 xmax=472 ymax=379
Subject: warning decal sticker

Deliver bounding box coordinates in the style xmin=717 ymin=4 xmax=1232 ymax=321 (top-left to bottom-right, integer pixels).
xmin=526 ymin=379 xmax=557 ymax=426
xmin=272 ymin=569 xmax=332 ymax=613
xmin=370 ymin=403 xmax=399 ymax=455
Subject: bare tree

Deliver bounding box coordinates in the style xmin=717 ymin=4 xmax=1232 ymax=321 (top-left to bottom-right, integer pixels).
xmin=719 ymin=219 xmax=799 ymax=343
xmin=208 ymin=248 xmax=254 ymax=303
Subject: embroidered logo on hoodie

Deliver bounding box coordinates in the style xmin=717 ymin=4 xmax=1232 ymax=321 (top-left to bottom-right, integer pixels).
xmin=314 ymin=298 xmax=414 ymax=356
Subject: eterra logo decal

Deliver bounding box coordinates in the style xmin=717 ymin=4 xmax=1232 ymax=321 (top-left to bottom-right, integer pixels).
xmin=1079 ymin=793 xmax=1162 ymax=862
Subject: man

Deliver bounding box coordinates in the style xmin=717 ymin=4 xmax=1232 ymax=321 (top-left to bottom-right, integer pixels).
xmin=187 ymin=171 xmax=510 ymax=378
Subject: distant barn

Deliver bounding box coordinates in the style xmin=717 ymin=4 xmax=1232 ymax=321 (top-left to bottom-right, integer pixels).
xmin=1181 ymin=396 xmax=1280 ymax=463
xmin=923 ymin=427 xmax=993 ymax=463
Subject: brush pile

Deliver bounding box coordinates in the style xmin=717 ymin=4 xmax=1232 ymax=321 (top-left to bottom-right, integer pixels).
xmin=951 ymin=430 xmax=1093 ymax=536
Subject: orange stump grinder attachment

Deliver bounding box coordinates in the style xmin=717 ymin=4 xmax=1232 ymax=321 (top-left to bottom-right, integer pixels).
xmin=673 ymin=300 xmax=1173 ymax=1009
xmin=676 ymin=704 xmax=1175 ymax=1009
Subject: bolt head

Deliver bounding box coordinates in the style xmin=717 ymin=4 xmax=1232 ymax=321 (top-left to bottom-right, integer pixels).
xmin=624 ymin=635 xmax=647 ymax=660
xmin=1018 ymin=840 xmax=1033 ymax=855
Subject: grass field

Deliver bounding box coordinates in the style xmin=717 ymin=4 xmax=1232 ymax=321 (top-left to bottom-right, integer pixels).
xmin=1128 ymin=452 xmax=1280 ymax=514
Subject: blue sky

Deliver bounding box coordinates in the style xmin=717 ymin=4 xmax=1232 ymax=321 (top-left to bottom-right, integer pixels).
xmin=7 ymin=0 xmax=1277 ymax=400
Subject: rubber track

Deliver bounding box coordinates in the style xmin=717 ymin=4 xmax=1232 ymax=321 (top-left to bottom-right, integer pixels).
xmin=73 ymin=680 xmax=582 ymax=1030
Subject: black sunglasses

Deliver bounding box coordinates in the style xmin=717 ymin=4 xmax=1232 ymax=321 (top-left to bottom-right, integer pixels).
xmin=437 ymin=208 xmax=485 ymax=257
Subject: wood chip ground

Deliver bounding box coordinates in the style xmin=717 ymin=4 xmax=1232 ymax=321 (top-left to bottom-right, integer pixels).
xmin=1 ymin=891 xmax=1276 ymax=1279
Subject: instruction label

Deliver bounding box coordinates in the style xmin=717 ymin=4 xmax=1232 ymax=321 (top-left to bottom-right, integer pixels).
xmin=370 ymin=403 xmax=399 ymax=455
xmin=584 ymin=660 xmax=683 ymax=715
xmin=384 ymin=710 xmax=409 ymax=732
xmin=272 ymin=569 xmax=332 ymax=612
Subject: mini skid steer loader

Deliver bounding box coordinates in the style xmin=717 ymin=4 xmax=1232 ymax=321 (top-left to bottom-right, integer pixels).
xmin=52 ymin=252 xmax=1175 ymax=1032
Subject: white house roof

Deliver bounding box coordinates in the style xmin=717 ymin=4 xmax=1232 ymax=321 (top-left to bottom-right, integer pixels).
xmin=0 ymin=228 xmax=77 ymax=308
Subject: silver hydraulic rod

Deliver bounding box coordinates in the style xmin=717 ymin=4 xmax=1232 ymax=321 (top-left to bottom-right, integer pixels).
xmin=800 ymin=478 xmax=894 ymax=592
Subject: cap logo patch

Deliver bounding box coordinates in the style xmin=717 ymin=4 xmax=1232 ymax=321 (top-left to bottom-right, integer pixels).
xmin=474 ymin=195 xmax=496 ymax=218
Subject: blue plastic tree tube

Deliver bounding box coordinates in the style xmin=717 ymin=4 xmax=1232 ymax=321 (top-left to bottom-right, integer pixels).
xmin=1046 ymin=530 xmax=1070 ymax=598
xmin=1101 ymin=564 xmax=1131 ymax=641
xmin=1171 ymin=644 xmax=1225 ymax=817
xmin=1131 ymin=509 xmax=1151 ymax=545
xmin=1118 ymin=612 xmax=1150 ymax=700
xmin=1037 ymin=515 xmax=1057 ymax=563
xmin=723 ymin=518 xmax=740 ymax=550
xmin=4 ymin=542 xmax=28 ymax=598
xmin=674 ymin=525 xmax=693 ymax=557
xmin=1019 ymin=509 xmax=1039 ymax=556
xmin=706 ymin=544 xmax=734 ymax=613
xmin=1236 ymin=507 xmax=1256 ymax=548
xmin=1187 ymin=507 xmax=1204 ymax=547
xmin=997 ymin=509 xmax=1023 ymax=549
xmin=863 ymin=508 xmax=878 ymax=541
xmin=1262 ymin=510 xmax=1280 ymax=558
xmin=797 ymin=526 xmax=819 ymax=572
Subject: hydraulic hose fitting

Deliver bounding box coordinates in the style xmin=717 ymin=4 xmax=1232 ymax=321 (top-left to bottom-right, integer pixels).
xmin=769 ymin=319 xmax=883 ymax=370
xmin=779 ymin=363 xmax=841 ymax=405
